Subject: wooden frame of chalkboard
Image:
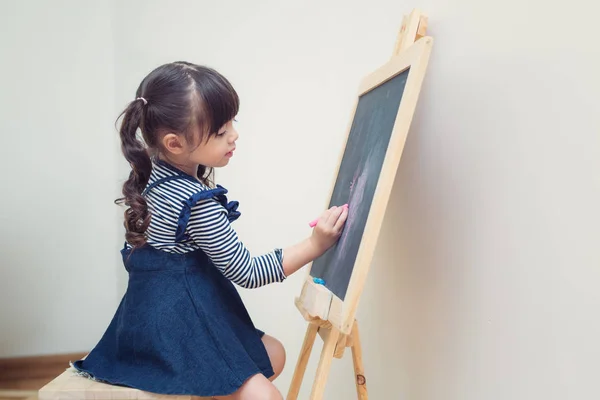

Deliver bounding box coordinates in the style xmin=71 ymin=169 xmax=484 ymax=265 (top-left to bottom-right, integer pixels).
xmin=296 ymin=32 xmax=433 ymax=336
xmin=288 ymin=11 xmax=432 ymax=399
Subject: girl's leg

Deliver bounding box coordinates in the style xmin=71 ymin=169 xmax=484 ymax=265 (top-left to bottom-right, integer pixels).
xmin=212 ymin=374 xmax=283 ymax=400
xmin=261 ymin=334 xmax=286 ymax=381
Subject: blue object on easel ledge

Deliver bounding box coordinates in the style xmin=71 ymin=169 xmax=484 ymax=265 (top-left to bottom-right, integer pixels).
xmin=313 ymin=277 xmax=326 ymax=285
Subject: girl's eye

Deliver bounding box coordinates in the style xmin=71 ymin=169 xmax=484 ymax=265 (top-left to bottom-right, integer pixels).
xmin=217 ymin=130 xmax=226 ymax=136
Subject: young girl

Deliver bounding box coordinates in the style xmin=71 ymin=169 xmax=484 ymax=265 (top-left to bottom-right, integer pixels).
xmin=73 ymin=61 xmax=348 ymax=400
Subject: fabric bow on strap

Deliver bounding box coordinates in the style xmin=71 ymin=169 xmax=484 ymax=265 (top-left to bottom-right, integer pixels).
xmin=175 ymin=185 xmax=241 ymax=242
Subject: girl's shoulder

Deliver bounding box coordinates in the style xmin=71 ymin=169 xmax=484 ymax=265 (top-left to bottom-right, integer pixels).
xmin=144 ymin=159 xmax=214 ymax=197
xmin=143 ymin=160 xmax=240 ymax=242
xmin=145 ymin=159 xmax=235 ymax=214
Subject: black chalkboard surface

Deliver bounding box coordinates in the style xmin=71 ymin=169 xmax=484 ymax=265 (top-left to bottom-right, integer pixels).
xmin=311 ymin=68 xmax=410 ymax=301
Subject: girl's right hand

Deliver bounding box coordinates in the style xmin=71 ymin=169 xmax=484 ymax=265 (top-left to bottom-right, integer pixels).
xmin=310 ymin=205 xmax=349 ymax=254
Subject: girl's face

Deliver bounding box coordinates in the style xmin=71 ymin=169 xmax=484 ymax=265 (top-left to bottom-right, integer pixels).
xmin=188 ymin=119 xmax=238 ymax=168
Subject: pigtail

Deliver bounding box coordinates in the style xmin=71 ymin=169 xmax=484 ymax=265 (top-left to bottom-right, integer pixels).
xmin=111 ymin=62 xmax=239 ymax=245
xmin=115 ymin=100 xmax=152 ymax=247
xmin=197 ymin=165 xmax=215 ymax=187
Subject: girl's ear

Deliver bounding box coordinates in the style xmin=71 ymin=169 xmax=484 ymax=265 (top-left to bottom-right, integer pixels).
xmin=162 ymin=133 xmax=185 ymax=155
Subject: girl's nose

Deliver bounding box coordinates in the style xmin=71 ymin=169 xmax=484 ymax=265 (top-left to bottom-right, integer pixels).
xmin=230 ymin=129 xmax=239 ymax=143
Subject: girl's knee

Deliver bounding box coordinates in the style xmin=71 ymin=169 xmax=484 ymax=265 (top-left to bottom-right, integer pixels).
xmin=261 ymin=334 xmax=286 ymax=380
xmin=264 ymin=385 xmax=283 ymax=400
xmin=250 ymin=376 xmax=282 ymax=400
xmin=218 ymin=373 xmax=282 ymax=400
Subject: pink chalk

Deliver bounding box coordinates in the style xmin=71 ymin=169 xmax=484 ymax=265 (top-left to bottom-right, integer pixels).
xmin=309 ymin=204 xmax=349 ymax=228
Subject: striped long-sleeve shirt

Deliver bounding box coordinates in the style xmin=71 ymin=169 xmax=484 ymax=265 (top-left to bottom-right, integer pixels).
xmin=132 ymin=159 xmax=286 ymax=289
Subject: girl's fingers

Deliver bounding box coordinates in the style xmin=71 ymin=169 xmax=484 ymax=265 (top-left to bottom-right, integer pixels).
xmin=333 ymin=206 xmax=349 ymax=232
xmin=325 ymin=206 xmax=341 ymax=225
xmin=324 ymin=205 xmax=347 ymax=229
xmin=319 ymin=207 xmax=334 ymax=225
xmin=317 ymin=205 xmax=347 ymax=230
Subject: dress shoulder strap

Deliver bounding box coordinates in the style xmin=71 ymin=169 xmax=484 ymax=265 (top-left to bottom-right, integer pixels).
xmin=143 ymin=175 xmax=241 ymax=242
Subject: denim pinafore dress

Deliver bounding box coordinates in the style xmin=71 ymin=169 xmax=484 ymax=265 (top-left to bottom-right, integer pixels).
xmin=72 ymin=176 xmax=274 ymax=397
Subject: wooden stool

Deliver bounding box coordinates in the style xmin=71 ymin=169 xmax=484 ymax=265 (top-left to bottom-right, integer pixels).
xmin=39 ymin=367 xmax=209 ymax=400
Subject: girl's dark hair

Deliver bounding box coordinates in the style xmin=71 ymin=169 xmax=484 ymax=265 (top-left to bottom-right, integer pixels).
xmin=115 ymin=61 xmax=239 ymax=247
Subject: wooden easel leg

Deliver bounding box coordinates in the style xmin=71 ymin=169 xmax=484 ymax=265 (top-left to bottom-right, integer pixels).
xmin=309 ymin=327 xmax=340 ymax=400
xmin=351 ymin=322 xmax=368 ymax=399
xmin=287 ymin=323 xmax=319 ymax=400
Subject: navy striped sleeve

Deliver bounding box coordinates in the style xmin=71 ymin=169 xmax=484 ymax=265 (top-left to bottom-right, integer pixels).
xmin=186 ymin=198 xmax=286 ymax=288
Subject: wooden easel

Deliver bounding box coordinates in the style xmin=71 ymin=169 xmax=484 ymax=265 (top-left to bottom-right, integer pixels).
xmin=286 ymin=299 xmax=367 ymax=400
xmin=286 ymin=10 xmax=429 ymax=400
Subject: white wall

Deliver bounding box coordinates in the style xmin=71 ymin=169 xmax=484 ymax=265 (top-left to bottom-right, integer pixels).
xmin=352 ymin=2 xmax=600 ymax=399
xmin=0 ymin=1 xmax=121 ymax=356
xmin=2 ymin=0 xmax=599 ymax=399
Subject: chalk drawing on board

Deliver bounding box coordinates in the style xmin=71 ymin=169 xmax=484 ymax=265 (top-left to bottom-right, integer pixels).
xmin=310 ymin=68 xmax=411 ymax=300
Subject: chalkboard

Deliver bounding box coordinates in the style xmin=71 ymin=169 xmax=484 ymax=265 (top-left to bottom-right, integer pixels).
xmin=311 ymin=68 xmax=411 ymax=300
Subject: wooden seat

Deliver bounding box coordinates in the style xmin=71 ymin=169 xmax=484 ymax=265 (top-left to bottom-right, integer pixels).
xmin=38 ymin=367 xmax=209 ymax=400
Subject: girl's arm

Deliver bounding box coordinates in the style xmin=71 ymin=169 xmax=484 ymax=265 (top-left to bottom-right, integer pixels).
xmin=187 ymin=200 xmax=348 ymax=289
